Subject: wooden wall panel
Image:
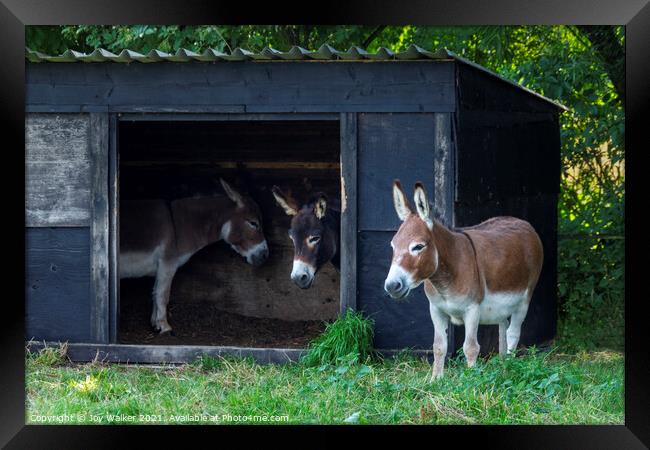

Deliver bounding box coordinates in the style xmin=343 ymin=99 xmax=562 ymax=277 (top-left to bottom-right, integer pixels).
xmin=25 ymin=114 xmax=91 ymax=227
xmin=357 ymin=113 xmax=437 ymax=231
xmin=26 ymin=62 xmax=456 ymax=113
xmin=25 ymin=228 xmax=93 ymax=342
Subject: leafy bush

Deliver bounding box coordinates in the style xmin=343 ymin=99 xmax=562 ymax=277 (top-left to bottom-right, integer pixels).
xmin=301 ymin=310 xmax=375 ymax=367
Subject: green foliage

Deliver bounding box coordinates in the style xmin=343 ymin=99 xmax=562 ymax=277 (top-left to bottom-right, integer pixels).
xmin=25 ymin=25 xmax=625 ymax=351
xmin=301 ymin=310 xmax=375 ymax=367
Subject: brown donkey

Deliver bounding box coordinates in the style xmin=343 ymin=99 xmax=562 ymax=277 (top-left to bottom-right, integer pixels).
xmin=384 ymin=180 xmax=543 ymax=380
xmin=120 ymin=178 xmax=269 ymax=334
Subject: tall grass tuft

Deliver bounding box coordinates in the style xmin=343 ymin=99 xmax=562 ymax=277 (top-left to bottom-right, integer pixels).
xmin=301 ymin=310 xmax=375 ymax=367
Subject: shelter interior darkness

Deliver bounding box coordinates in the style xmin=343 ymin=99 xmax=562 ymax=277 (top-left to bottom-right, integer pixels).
xmin=117 ymin=119 xmax=341 ymax=347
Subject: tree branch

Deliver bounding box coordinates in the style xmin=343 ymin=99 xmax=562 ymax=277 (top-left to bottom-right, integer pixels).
xmin=575 ymin=25 xmax=625 ymax=106
xmin=362 ymin=25 xmax=387 ymax=49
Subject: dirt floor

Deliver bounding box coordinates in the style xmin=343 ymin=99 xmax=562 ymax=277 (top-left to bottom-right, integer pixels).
xmin=119 ymin=279 xmax=328 ymax=348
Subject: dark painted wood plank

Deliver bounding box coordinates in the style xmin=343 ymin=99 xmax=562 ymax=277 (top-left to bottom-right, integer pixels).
xmin=357 ymin=113 xmax=436 ymax=231
xmin=25 ymin=114 xmax=91 ymax=227
xmin=25 ymin=228 xmax=92 ymax=342
xmin=89 ymin=113 xmax=110 ymax=343
xmin=339 ymin=113 xmax=358 ymax=313
xmin=457 ymin=63 xmax=559 ymax=114
xmin=26 ymin=104 xmax=109 ymax=113
xmin=357 ymin=231 xmax=434 ymax=350
xmin=244 ymin=104 xmax=454 ymax=113
xmin=118 ymin=112 xmax=339 ymax=122
xmin=455 ymin=117 xmax=560 ymax=201
xmin=112 ymin=105 xmax=245 ymax=113
xmin=109 ymin=114 xmax=120 ymax=343
xmin=26 ymin=62 xmax=456 ymax=112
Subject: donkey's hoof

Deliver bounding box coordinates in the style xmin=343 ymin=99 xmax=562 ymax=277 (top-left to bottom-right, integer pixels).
xmin=429 ymin=371 xmax=443 ymax=382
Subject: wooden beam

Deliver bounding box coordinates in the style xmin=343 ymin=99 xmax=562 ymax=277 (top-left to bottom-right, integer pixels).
xmin=89 ymin=113 xmax=110 ymax=344
xmin=26 ymin=341 xmax=476 ymax=365
xmin=120 ymin=161 xmax=341 ymax=170
xmin=117 ymin=112 xmax=339 ymax=122
xmin=339 ymin=113 xmax=358 ymax=313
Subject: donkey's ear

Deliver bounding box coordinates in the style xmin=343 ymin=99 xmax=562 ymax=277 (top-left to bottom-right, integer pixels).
xmin=314 ymin=194 xmax=327 ymax=219
xmin=393 ymin=179 xmax=413 ymax=221
xmin=413 ymin=182 xmax=433 ymax=229
xmin=220 ymin=178 xmax=245 ymax=207
xmin=271 ymin=185 xmax=299 ymax=216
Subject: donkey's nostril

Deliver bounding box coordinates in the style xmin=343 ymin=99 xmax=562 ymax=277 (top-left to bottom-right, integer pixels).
xmin=300 ymin=274 xmax=308 ymax=282
xmin=386 ymin=280 xmax=402 ymax=293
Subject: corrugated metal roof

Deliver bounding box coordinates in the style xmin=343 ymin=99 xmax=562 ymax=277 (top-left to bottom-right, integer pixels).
xmin=25 ymin=44 xmax=567 ymax=110
xmin=26 ymin=44 xmax=452 ymax=63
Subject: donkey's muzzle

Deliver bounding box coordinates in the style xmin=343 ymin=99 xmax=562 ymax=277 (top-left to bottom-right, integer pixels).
xmin=292 ymin=273 xmax=313 ymax=289
xmin=291 ymin=260 xmax=315 ymax=289
xmin=246 ymin=241 xmax=269 ymax=266
xmin=249 ymin=249 xmax=268 ymax=266
xmin=384 ymin=279 xmax=410 ymax=299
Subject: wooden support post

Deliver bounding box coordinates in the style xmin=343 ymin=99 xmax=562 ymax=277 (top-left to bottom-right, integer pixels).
xmin=89 ymin=113 xmax=110 ymax=343
xmin=340 ymin=113 xmax=358 ymax=314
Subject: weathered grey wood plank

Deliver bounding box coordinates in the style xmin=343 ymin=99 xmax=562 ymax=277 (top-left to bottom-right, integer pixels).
xmin=433 ymin=113 xmax=454 ymax=227
xmin=25 ymin=342 xmax=306 ymax=364
xmin=89 ymin=113 xmax=110 ymax=343
xmin=25 ymin=114 xmax=91 ymax=227
xmin=339 ymin=112 xmax=358 ymax=313
xmin=25 ymin=341 xmax=474 ymax=365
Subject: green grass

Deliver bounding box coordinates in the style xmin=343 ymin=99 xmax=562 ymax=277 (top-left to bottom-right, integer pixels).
xmin=300 ymin=310 xmax=375 ymax=367
xmin=26 ymin=344 xmax=623 ymax=425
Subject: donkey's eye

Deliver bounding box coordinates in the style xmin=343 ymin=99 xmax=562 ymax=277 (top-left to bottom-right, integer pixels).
xmin=308 ymin=236 xmax=321 ymax=245
xmin=247 ymin=220 xmax=259 ymax=230
xmin=411 ymin=243 xmax=426 ymax=253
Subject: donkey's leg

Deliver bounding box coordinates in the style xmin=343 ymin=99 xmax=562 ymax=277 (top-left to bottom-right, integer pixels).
xmin=152 ymin=262 xmax=177 ymax=334
xmin=506 ymin=300 xmax=530 ymax=354
xmin=498 ymin=321 xmax=508 ymax=358
xmin=462 ymin=304 xmax=481 ymax=368
xmin=429 ymin=303 xmax=449 ymax=381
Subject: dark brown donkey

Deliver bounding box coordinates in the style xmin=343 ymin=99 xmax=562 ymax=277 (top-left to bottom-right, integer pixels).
xmin=120 ymin=178 xmax=269 ymax=333
xmin=271 ymin=186 xmax=340 ymax=289
xmin=384 ymin=180 xmax=543 ymax=380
